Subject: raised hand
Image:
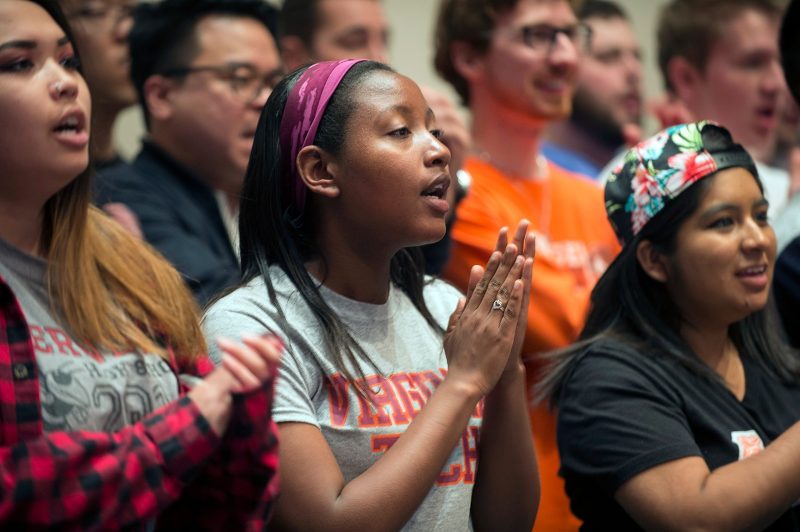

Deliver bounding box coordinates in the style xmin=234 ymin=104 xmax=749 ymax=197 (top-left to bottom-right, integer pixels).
xmin=188 ymin=334 xmax=282 ymax=436
xmin=444 ymin=242 xmax=527 ymax=397
xmin=490 ymin=221 xmax=535 ymax=369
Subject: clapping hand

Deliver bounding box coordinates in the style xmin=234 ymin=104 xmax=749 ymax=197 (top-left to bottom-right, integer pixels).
xmin=189 ymin=334 xmax=282 ymax=436
xmin=443 ymin=222 xmax=534 ymax=396
xmin=215 ymin=335 xmax=282 ymax=394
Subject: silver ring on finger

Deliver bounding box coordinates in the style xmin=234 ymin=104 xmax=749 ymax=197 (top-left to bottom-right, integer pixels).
xmin=492 ymin=298 xmax=505 ymax=311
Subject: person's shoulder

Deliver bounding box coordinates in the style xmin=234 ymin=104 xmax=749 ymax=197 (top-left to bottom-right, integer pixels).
xmin=206 ymin=276 xmax=268 ymax=314
xmin=95 ymin=157 xmax=137 ymax=178
xmin=541 ymin=142 xmax=600 ymax=178
xmin=214 ymin=266 xmax=303 ymax=309
xmin=570 ymin=338 xmax=637 ymax=367
xmin=99 ymin=155 xmax=145 ymax=186
xmin=99 ymin=147 xmax=169 ymax=201
xmin=94 ymin=158 xmax=145 ymax=204
xmin=125 ymin=143 xmax=185 ymax=190
xmin=202 ymin=274 xmax=286 ymax=354
xmin=564 ymin=339 xmax=662 ymax=390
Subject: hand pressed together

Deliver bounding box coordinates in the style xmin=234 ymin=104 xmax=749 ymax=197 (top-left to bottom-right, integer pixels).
xmin=444 ymin=221 xmax=535 ymax=397
xmin=489 ymin=220 xmax=535 ymax=374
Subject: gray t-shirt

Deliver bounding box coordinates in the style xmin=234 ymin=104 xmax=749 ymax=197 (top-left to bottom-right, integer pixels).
xmin=0 ymin=239 xmax=180 ymax=432
xmin=203 ymin=267 xmax=481 ymax=531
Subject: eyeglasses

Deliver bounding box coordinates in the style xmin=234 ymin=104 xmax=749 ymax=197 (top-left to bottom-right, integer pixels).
xmin=161 ymin=63 xmax=285 ymax=105
xmin=66 ymin=1 xmax=137 ymax=33
xmin=501 ymin=23 xmax=592 ymax=54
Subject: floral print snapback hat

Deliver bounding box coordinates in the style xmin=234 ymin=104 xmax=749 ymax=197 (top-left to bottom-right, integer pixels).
xmin=604 ymin=120 xmax=758 ymax=246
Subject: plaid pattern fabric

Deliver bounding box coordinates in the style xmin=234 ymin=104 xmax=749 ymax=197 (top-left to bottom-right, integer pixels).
xmin=0 ymin=276 xmax=279 ymax=530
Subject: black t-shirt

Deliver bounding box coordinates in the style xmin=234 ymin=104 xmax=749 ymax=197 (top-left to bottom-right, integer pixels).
xmin=557 ymin=342 xmax=800 ymax=531
xmin=775 ymin=236 xmax=800 ymax=349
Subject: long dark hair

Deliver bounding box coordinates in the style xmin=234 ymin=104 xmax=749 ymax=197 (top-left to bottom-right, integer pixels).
xmin=537 ymin=169 xmax=800 ymax=407
xmin=238 ymin=61 xmax=443 ymax=397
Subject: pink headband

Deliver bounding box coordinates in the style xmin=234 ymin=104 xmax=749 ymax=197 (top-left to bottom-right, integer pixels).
xmin=279 ymin=59 xmax=367 ymax=211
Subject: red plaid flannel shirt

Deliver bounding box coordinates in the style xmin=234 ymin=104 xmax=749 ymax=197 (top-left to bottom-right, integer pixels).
xmin=0 ymin=275 xmax=279 ymax=530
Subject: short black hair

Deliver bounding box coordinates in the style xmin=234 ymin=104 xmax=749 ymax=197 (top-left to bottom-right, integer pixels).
xmin=781 ymin=0 xmax=800 ymax=104
xmin=129 ymin=0 xmax=279 ymax=121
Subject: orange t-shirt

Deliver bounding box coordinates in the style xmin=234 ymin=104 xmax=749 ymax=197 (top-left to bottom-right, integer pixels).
xmin=443 ymin=158 xmax=620 ymax=532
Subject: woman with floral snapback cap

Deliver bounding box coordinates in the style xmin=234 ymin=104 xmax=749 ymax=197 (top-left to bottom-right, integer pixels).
xmin=538 ymin=121 xmax=800 ymax=531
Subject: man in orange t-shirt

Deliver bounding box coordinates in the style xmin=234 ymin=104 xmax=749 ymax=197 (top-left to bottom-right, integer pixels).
xmin=434 ymin=1 xmax=620 ymax=530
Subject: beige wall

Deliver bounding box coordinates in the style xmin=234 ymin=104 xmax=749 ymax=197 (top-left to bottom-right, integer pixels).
xmin=114 ymin=0 xmax=670 ymax=158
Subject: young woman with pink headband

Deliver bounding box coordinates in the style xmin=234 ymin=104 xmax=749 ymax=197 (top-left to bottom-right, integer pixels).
xmin=203 ymin=59 xmax=539 ymax=530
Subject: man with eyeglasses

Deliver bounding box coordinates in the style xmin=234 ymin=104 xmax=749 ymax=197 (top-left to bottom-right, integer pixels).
xmin=103 ymin=0 xmax=283 ymax=305
xmin=542 ymin=0 xmax=643 ymax=179
xmin=58 ymin=0 xmax=142 ymax=236
xmin=435 ymin=1 xmax=620 ymax=530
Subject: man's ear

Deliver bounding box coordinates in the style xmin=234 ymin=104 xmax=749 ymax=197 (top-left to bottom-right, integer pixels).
xmin=636 ymin=239 xmax=670 ymax=283
xmin=450 ymin=41 xmax=486 ymax=83
xmin=143 ymin=75 xmax=177 ymax=121
xmin=280 ymin=35 xmax=312 ymax=72
xmin=666 ymin=56 xmax=702 ymax=105
xmin=297 ymin=145 xmax=340 ymax=198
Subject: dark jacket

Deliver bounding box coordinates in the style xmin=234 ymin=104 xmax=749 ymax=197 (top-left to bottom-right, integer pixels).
xmin=101 ymin=141 xmax=240 ymax=305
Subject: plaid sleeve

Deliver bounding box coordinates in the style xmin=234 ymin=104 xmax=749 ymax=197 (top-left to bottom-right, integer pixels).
xmin=0 ymin=395 xmax=220 ymax=529
xmin=156 ymin=377 xmax=280 ymax=531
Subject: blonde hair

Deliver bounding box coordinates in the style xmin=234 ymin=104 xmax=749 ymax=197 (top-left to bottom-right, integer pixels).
xmin=43 ymin=170 xmax=206 ymax=362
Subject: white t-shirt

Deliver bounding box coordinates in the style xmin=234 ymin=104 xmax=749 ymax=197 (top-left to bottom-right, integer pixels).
xmin=203 ymin=266 xmax=481 ymax=531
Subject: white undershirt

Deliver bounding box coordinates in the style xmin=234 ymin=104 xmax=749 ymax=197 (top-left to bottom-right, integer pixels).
xmin=214 ymin=190 xmax=240 ymax=262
